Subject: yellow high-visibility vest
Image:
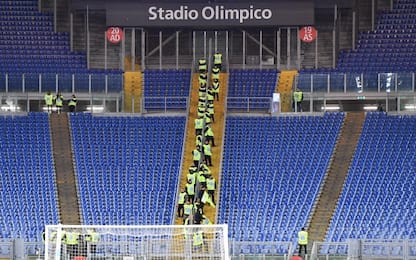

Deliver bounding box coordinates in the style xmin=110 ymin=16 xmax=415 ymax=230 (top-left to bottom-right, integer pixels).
xmin=193 ymin=149 xmax=201 ymax=161
xmin=184 ymin=204 xmax=193 ymax=215
xmin=213 ymin=53 xmax=222 ymax=65
xmin=186 ymin=183 xmax=195 ymax=195
xmin=178 ymin=192 xmax=187 ymax=204
xmin=206 ymin=178 xmax=215 ymax=190
xmin=44 ymin=94 xmax=53 ymax=105
xmin=193 ymin=231 xmax=204 ymax=246
xmin=298 ymin=230 xmax=308 ymax=245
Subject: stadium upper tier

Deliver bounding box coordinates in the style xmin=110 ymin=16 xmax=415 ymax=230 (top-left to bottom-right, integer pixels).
xmin=0 ymin=113 xmax=59 ymax=241
xmin=338 ymin=0 xmax=416 ymax=73
xmin=0 ymin=0 xmax=123 ymax=92
xmin=326 ymin=113 xmax=416 ymax=244
xmin=70 ymin=114 xmax=186 ymax=225
xmin=218 ymin=113 xmax=344 ymax=253
xmin=0 ymin=0 xmax=86 ymax=73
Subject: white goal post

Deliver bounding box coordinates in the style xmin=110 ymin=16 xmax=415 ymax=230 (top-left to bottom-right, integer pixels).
xmin=44 ymin=224 xmax=229 ymax=260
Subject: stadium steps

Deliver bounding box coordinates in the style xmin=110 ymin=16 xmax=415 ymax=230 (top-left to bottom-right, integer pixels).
xmin=49 ymin=113 xmax=81 ymax=224
xmin=123 ymin=71 xmax=142 ymax=113
xmin=308 ymin=112 xmax=365 ymax=244
xmin=124 ymin=57 xmax=141 ymax=72
xmin=174 ymin=72 xmax=228 ymax=225
xmin=277 ymin=70 xmax=298 ymax=112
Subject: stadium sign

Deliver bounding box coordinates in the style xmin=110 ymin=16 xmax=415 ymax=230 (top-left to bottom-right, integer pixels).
xmin=299 ymin=26 xmax=317 ymax=43
xmin=106 ymin=27 xmax=123 ymax=44
xmin=148 ymin=5 xmax=273 ymax=24
xmin=106 ymin=2 xmax=314 ymax=27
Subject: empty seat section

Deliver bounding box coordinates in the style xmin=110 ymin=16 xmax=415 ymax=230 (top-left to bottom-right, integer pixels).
xmin=325 ymin=113 xmax=416 ymax=248
xmin=227 ymin=69 xmax=279 ymax=111
xmin=142 ymin=69 xmax=191 ymax=110
xmin=218 ymin=113 xmax=344 ymax=254
xmin=0 ymin=112 xmax=60 ymax=241
xmin=70 ymin=114 xmax=186 ymax=225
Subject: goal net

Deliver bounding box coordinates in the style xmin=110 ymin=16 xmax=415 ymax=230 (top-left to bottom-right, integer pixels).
xmin=44 ymin=224 xmax=229 ymax=260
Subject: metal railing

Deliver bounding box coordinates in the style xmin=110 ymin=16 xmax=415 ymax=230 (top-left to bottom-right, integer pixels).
xmin=311 ymin=240 xmax=416 ymax=260
xmin=227 ymin=97 xmax=272 ymax=113
xmin=296 ymin=72 xmax=416 ymax=93
xmin=0 ymin=73 xmax=123 ymax=94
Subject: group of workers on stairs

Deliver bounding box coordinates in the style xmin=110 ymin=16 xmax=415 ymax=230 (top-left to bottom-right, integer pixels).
xmin=179 ymin=52 xmax=223 ymax=223
xmin=177 ymin=52 xmax=222 ymax=250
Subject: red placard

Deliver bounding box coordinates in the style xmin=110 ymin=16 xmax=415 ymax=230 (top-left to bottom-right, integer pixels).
xmin=106 ymin=27 xmax=123 ymax=44
xmin=299 ymin=26 xmax=317 ymax=43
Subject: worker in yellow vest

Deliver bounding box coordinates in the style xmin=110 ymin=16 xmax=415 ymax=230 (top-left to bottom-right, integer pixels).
xmin=206 ymin=175 xmax=216 ymax=204
xmin=193 ymin=229 xmax=204 ymax=252
xmin=298 ymin=227 xmax=308 ymax=256
xmin=213 ymin=52 xmax=222 ymax=70
xmin=197 ymin=170 xmax=206 ymax=189
xmin=207 ymin=85 xmax=215 ymax=106
xmin=211 ymin=66 xmax=220 ymax=82
xmin=199 ymin=72 xmax=207 ymax=86
xmin=187 ymin=168 xmax=196 ymax=186
xmin=192 ymin=146 xmax=201 ymax=167
xmin=199 ymin=163 xmax=211 ymax=175
xmin=54 ymin=93 xmax=64 ymax=114
xmin=194 ymin=117 xmax=204 ymax=136
xmin=177 ymin=187 xmax=187 ymax=218
xmin=44 ymin=91 xmax=53 ymax=113
xmin=63 ymin=229 xmax=79 ymax=259
xmin=197 ymin=104 xmax=205 ymax=118
xmin=85 ymin=229 xmax=99 ymax=255
xmin=198 ymin=58 xmax=207 ymax=73
xmin=68 ymin=94 xmax=77 ymax=113
xmin=204 ymin=124 xmax=215 ymax=147
xmin=185 ymin=180 xmax=195 ymax=203
xmin=183 ymin=200 xmax=193 ymax=222
xmin=195 ymin=134 xmax=203 ymax=148
xmin=293 ymin=88 xmax=303 ymax=112
xmin=203 ymin=140 xmax=212 ymax=167
xmin=212 ymin=78 xmax=220 ymax=101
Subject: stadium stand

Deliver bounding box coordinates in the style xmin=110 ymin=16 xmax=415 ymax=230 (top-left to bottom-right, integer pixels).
xmin=0 ymin=0 xmax=85 ymax=73
xmin=143 ymin=69 xmax=191 ymax=110
xmin=0 ymin=113 xmax=59 ymax=241
xmin=69 ymin=114 xmax=186 ymax=225
xmin=338 ymin=0 xmax=416 ymax=73
xmin=297 ymin=0 xmax=416 ymax=92
xmin=227 ymin=69 xmax=279 ymax=111
xmin=0 ymin=0 xmax=123 ymax=92
xmin=218 ymin=113 xmax=344 ymax=253
xmin=326 ymin=113 xmax=416 ymax=245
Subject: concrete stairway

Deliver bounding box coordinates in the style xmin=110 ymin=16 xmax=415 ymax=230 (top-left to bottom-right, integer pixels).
xmin=308 ymin=112 xmax=366 ymax=244
xmin=277 ymin=70 xmax=298 ymax=112
xmin=49 ymin=113 xmax=81 ymax=225
xmin=124 ymin=72 xmax=142 ymax=113
xmin=174 ymin=72 xmax=228 ymax=225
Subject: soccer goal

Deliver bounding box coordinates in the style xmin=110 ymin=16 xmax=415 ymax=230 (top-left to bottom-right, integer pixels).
xmin=44 ymin=224 xmax=229 ymax=260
